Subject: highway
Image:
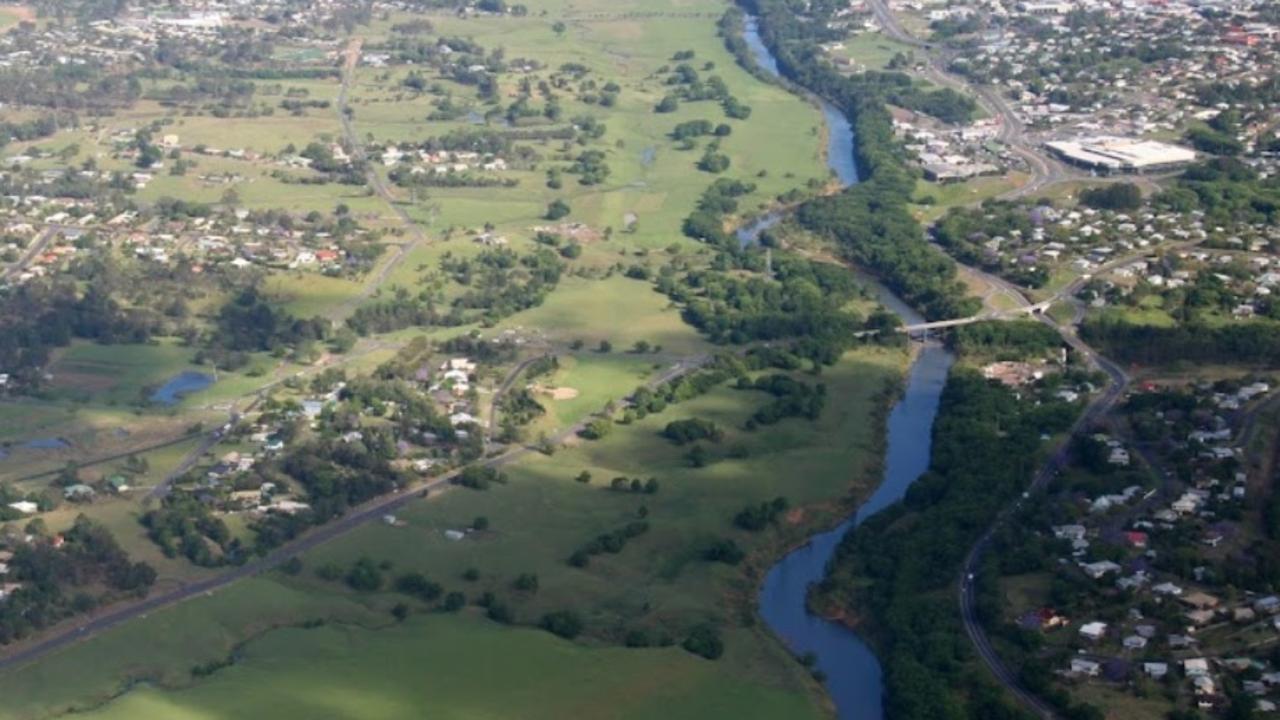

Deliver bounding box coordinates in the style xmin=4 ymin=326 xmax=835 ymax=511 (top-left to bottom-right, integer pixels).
xmin=0 ymin=352 xmax=714 ymax=672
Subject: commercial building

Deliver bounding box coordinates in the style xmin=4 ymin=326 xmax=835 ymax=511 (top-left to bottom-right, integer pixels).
xmin=1044 ymin=137 xmax=1197 ymax=174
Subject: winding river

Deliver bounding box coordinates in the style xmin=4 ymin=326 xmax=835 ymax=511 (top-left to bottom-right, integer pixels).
xmin=741 ymin=17 xmax=957 ymax=719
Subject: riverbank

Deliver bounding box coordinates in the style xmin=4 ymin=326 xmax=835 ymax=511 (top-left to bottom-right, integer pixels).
xmin=810 ymin=368 xmax=1077 ymax=720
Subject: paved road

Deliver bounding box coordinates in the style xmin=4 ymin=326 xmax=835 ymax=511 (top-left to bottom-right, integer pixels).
xmin=1 ymin=224 xmax=75 ymax=282
xmin=952 ymin=262 xmax=1130 ymax=718
xmin=0 ymin=353 xmax=714 ymax=672
xmin=863 ymin=0 xmax=1076 ymax=199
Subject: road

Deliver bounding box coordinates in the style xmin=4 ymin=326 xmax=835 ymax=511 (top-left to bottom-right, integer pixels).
xmin=486 ymin=352 xmax=551 ymax=443
xmin=332 ymin=37 xmax=432 ymax=319
xmin=953 ymin=261 xmax=1130 ymax=718
xmin=863 ymin=0 xmax=1076 ymax=199
xmin=1 ymin=224 xmax=75 ymax=282
xmin=0 ymin=352 xmax=715 ymax=672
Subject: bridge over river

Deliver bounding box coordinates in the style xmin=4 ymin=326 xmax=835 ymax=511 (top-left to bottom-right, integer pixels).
xmin=854 ymin=300 xmax=1056 ymax=340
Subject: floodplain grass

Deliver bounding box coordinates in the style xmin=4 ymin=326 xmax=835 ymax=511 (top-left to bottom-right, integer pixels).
xmin=43 ymin=340 xmax=201 ymax=406
xmin=51 ymin=614 xmax=822 ymax=720
xmin=0 ymin=577 xmax=383 ymax=720
xmin=0 ymin=5 xmax=29 ymax=32
xmin=494 ymin=274 xmax=711 ymax=357
xmin=3 ymin=345 xmax=899 ymax=720
xmin=520 ymin=352 xmax=662 ymax=437
xmin=353 ymin=5 xmax=830 ymax=251
xmin=910 ymin=174 xmax=1022 ymax=224
xmin=303 ymin=345 xmax=902 ymax=647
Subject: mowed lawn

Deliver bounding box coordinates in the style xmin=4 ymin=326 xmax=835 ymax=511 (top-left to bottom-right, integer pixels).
xmin=58 ymin=614 xmax=818 ymax=720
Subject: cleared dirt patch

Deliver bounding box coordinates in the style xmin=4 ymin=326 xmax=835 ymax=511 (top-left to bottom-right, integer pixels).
xmin=532 ymin=384 xmax=580 ymax=401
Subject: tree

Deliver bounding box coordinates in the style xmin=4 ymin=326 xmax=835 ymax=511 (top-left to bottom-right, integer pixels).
xmin=682 ymin=624 xmax=724 ymax=659
xmin=345 ymin=557 xmax=383 ymax=591
xmin=540 ymin=610 xmax=583 ymax=639
xmin=545 ymin=199 xmax=571 ymax=220
xmin=1079 ymin=183 xmax=1141 ymax=211
xmin=655 ymin=95 xmax=680 ymax=113
xmin=443 ymin=591 xmax=466 ymax=611
xmin=552 ymin=20 xmax=566 ymax=35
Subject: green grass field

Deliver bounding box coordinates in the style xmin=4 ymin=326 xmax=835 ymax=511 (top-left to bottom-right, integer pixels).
xmin=43 ymin=341 xmax=202 ymax=406
xmin=494 ymin=274 xmax=710 ymax=356
xmin=351 ymin=3 xmax=830 ymax=254
xmin=294 ymin=344 xmax=902 ymax=658
xmin=827 ymin=32 xmax=917 ymax=71
xmin=0 ymin=0 xmax=904 ymax=716
xmin=56 ymin=614 xmax=820 ymax=720
xmin=0 ymin=5 xmax=31 ymax=31
xmin=5 ymin=345 xmax=900 ymax=720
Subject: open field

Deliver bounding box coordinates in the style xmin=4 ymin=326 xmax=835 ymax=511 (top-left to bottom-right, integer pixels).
xmin=51 ymin=614 xmax=820 ymax=720
xmin=827 ymin=32 xmax=918 ymax=71
xmin=350 ymin=4 xmax=831 ymax=253
xmin=494 ymin=274 xmax=710 ymax=356
xmin=0 ymin=344 xmax=902 ymax=719
xmin=0 ymin=1 xmax=903 ymax=717
xmin=0 ymin=577 xmax=384 ymax=720
xmin=0 ymin=5 xmax=32 ymax=31
xmin=910 ymin=174 xmax=1023 ymax=223
xmin=291 ymin=344 xmax=903 ymax=663
xmin=43 ymin=341 xmax=202 ymax=406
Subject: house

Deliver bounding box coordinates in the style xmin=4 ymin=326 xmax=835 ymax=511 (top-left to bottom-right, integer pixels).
xmin=6 ymin=501 xmax=38 ymax=515
xmin=1193 ymin=675 xmax=1217 ymax=697
xmin=0 ymin=583 xmax=24 ymax=600
xmin=1253 ymin=596 xmax=1280 ymax=615
xmin=1144 ymin=662 xmax=1169 ymax=679
xmin=1181 ymin=591 xmax=1221 ymax=610
xmin=63 ymin=484 xmax=95 ymax=500
xmin=1153 ymin=582 xmax=1184 ymax=596
xmin=1124 ymin=531 xmax=1149 ymax=549
xmin=1232 ymin=607 xmax=1257 ymax=624
xmin=1184 ymin=658 xmax=1211 ymax=677
xmin=1053 ymin=524 xmax=1087 ymax=541
xmin=1123 ymin=635 xmax=1148 ymax=650
xmin=1108 ymin=447 xmax=1131 ymax=466
xmin=1081 ymin=560 xmax=1122 ymax=579
xmin=1070 ymin=658 xmax=1102 ymax=677
xmin=1080 ymin=621 xmax=1108 ymax=641
xmin=106 ymin=475 xmax=130 ymax=493
xmin=1186 ymin=609 xmax=1217 ymax=626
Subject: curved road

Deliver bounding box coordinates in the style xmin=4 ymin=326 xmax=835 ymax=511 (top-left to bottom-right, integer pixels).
xmin=863 ymin=0 xmax=1075 ymax=199
xmin=953 ymin=262 xmax=1130 ymax=718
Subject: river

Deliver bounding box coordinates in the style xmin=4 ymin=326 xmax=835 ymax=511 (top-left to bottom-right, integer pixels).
xmin=741 ymin=16 xmax=957 ymax=720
